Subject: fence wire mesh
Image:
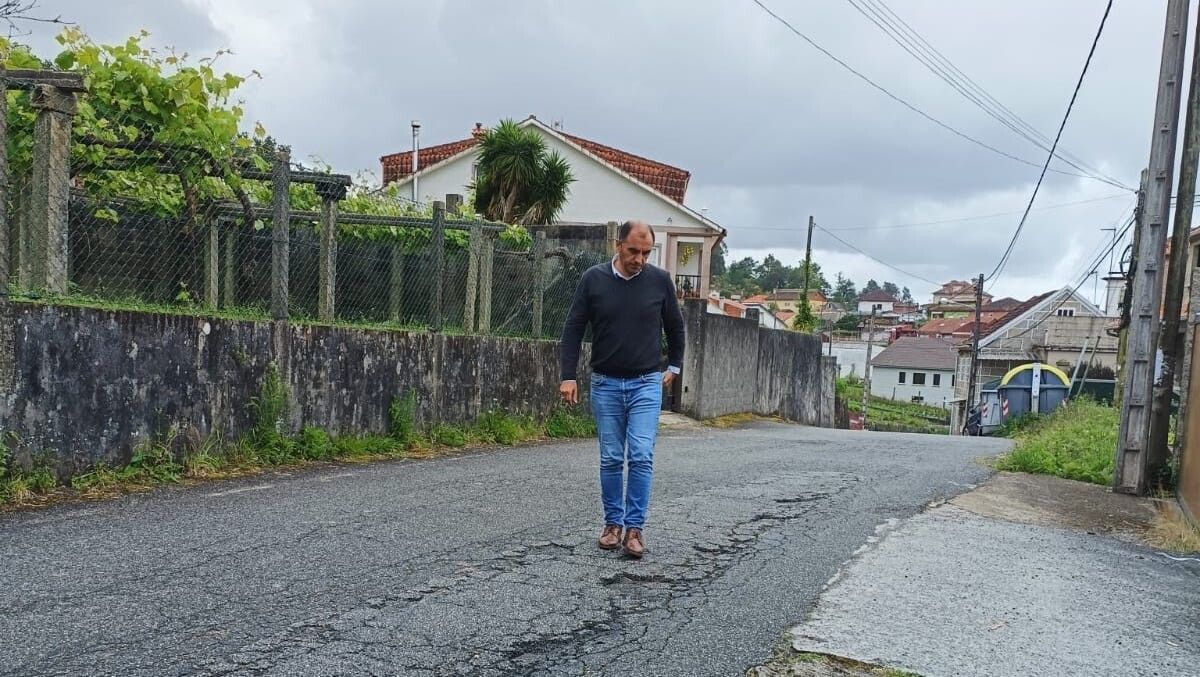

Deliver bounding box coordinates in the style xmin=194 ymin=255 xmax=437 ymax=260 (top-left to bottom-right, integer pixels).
xmin=0 ymin=67 xmax=622 ymax=340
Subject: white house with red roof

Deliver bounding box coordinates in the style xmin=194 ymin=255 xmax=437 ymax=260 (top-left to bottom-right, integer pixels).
xmin=379 ymin=116 xmax=726 ymax=297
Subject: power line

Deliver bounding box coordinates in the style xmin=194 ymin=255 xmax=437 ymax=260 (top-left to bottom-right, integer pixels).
xmin=749 ymin=0 xmax=1124 ymax=187
xmin=997 ymin=213 xmax=1133 ymax=342
xmin=820 ymin=193 xmax=1129 ymax=232
xmin=986 ymin=0 xmax=1114 ymax=289
xmin=814 ymin=222 xmax=942 ymax=286
xmin=844 ymin=0 xmax=1130 ymax=191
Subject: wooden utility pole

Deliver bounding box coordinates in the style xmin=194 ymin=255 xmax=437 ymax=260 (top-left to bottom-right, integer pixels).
xmin=802 ymin=215 xmax=814 ymax=299
xmin=967 ymin=273 xmax=985 ymax=410
xmin=1151 ymin=1 xmax=1200 ymax=481
xmin=1116 ymin=0 xmax=1190 ymax=496
xmin=862 ymin=308 xmax=876 ymax=429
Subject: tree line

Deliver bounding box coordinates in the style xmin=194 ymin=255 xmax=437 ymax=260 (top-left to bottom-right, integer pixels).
xmin=712 ymin=245 xmax=914 ymax=305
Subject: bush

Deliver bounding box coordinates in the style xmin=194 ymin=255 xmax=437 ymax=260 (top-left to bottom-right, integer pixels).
xmin=432 ymin=425 xmax=469 ymax=448
xmin=389 ymin=391 xmax=417 ymax=446
xmin=995 ymin=398 xmax=1116 ymax=485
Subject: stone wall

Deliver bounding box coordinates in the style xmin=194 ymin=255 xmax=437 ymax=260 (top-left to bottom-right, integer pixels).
xmin=679 ymin=299 xmax=835 ymax=425
xmin=0 ymin=301 xmax=590 ymax=476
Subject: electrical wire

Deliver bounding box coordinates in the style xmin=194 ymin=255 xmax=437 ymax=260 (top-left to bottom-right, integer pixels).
xmin=814 ymin=222 xmax=942 ymax=286
xmin=750 ymin=0 xmax=1121 ymax=186
xmin=995 ymin=212 xmax=1133 ymax=343
xmin=844 ymin=0 xmax=1130 ymax=190
xmin=985 ymin=0 xmax=1114 ymax=289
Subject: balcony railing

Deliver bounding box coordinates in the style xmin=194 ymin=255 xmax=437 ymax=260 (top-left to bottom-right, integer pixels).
xmin=676 ymin=274 xmax=702 ymax=299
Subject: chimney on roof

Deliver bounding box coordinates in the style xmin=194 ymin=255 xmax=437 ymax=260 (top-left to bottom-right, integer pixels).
xmin=471 ymin=122 xmax=485 ymax=139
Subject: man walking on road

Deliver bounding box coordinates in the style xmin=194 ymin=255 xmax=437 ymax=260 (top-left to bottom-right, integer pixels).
xmin=559 ymin=220 xmax=685 ymax=559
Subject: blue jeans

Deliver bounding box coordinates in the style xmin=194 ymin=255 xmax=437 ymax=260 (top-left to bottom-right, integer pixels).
xmin=590 ymin=371 xmax=663 ymax=530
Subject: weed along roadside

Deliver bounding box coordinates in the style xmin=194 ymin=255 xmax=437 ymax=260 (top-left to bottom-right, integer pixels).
xmin=0 ymin=363 xmax=598 ymax=511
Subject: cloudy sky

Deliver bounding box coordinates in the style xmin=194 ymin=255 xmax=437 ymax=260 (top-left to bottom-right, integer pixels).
xmin=18 ymin=0 xmax=1191 ymax=303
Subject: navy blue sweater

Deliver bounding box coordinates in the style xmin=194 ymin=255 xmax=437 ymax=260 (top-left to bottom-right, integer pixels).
xmin=559 ymin=262 xmax=686 ymax=381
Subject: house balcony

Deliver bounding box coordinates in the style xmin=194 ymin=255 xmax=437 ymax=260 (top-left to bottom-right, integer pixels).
xmin=676 ymin=274 xmax=702 ymax=299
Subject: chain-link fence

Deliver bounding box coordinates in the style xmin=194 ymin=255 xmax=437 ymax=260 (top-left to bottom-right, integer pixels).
xmin=0 ymin=69 xmax=604 ymax=339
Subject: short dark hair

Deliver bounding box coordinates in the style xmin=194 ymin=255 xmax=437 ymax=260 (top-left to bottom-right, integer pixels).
xmin=617 ymin=220 xmax=655 ymax=243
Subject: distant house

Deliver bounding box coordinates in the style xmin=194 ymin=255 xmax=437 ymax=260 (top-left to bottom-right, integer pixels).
xmin=747 ymin=289 xmax=827 ymax=314
xmin=925 ymin=279 xmax=992 ymax=319
xmin=953 ymin=287 xmax=1119 ymax=410
xmin=379 ymin=116 xmax=726 ymax=298
xmin=712 ymin=294 xmax=791 ymax=330
xmin=918 ymin=317 xmax=973 ymax=343
xmin=870 ymin=337 xmax=958 ymax=405
xmin=892 ymin=302 xmax=924 ymax=323
xmin=857 ymin=289 xmax=898 ymax=315
xmin=980 ymin=297 xmax=1022 ymax=323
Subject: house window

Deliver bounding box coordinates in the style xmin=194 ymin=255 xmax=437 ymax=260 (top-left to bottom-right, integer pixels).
xmin=1056 ymin=308 xmax=1075 ymax=317
xmin=952 ymin=374 xmax=956 ymax=387
xmin=874 ymin=303 xmax=883 ymax=311
xmin=899 ymin=372 xmax=906 ymax=384
xmin=471 ymin=162 xmax=479 ymax=183
xmin=933 ymin=374 xmax=941 ymax=387
xmin=912 ymin=372 xmax=927 ymax=385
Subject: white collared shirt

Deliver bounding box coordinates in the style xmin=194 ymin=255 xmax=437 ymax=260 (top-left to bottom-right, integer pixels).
xmin=611 ymin=257 xmax=642 ymax=280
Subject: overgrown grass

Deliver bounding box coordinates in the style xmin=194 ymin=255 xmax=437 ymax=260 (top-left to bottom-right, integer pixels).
xmin=0 ymin=374 xmax=599 ymax=509
xmin=994 ymin=398 xmax=1116 ymax=485
xmin=545 ymin=406 xmax=598 ymax=438
xmin=838 ymin=377 xmax=950 ymax=434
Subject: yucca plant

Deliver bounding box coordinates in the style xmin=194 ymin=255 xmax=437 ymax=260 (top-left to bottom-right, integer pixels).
xmin=473 ymin=119 xmax=575 ymax=225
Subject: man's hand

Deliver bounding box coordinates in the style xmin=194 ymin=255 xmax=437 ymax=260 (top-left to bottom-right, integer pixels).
xmin=559 ymin=380 xmax=579 ymax=405
xmin=662 ymin=371 xmax=677 ymax=389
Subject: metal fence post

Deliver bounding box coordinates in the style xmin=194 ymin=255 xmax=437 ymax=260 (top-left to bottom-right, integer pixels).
xmin=533 ymin=230 xmax=546 ymax=337
xmin=431 ymin=200 xmax=445 ymax=332
xmin=29 ymin=84 xmax=75 ymax=295
xmin=271 ymin=146 xmax=290 ymax=320
xmin=464 ymin=222 xmax=481 ymax=332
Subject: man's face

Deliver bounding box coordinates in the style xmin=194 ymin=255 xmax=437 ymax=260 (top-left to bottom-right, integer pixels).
xmin=616 ymin=228 xmax=655 ymax=275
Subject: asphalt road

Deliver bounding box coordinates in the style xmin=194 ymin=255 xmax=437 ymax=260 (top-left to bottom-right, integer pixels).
xmin=1 ymin=422 xmax=1010 ymax=677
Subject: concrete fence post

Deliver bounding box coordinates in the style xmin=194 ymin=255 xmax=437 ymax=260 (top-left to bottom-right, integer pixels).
xmin=464 ymin=223 xmax=481 ymax=332
xmin=478 ymin=232 xmax=494 ymax=334
xmin=533 ymin=230 xmax=546 ymax=337
xmin=431 ymin=200 xmax=445 ymax=332
xmin=316 ymin=182 xmax=345 ymax=322
xmin=0 ymin=72 xmax=9 ymax=293
xmin=270 ymin=147 xmax=290 ymax=320
xmin=389 ymin=243 xmax=404 ymax=323
xmin=205 ymin=217 xmax=220 ymax=308
xmin=29 ymin=84 xmax=75 ymax=295
xmin=222 ymin=220 xmax=237 ymax=309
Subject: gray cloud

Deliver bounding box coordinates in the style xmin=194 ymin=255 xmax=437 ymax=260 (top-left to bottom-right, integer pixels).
xmin=28 ymin=0 xmax=1177 ymax=301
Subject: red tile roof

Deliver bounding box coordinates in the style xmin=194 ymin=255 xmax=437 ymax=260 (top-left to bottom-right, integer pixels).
xmin=918 ymin=317 xmax=973 ymax=336
xmin=381 ymin=138 xmax=478 ymax=186
xmin=560 ymin=131 xmax=690 ymax=203
xmin=858 ymin=289 xmax=899 ymax=303
xmin=380 ymin=122 xmax=692 ymax=203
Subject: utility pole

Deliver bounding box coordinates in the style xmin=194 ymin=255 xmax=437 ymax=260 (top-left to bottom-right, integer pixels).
xmin=802 ymin=215 xmax=815 ymax=330
xmin=966 ymin=273 xmax=985 ymax=414
xmin=803 ymin=215 xmax=814 ymax=297
xmin=1115 ymin=171 xmax=1149 ymax=412
xmin=1115 ymin=0 xmax=1190 ymax=496
xmin=1151 ymin=0 xmax=1200 ymax=483
xmin=862 ymin=308 xmax=876 ymax=429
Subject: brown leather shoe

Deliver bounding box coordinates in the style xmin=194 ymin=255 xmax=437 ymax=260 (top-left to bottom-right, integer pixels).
xmin=598 ymin=524 xmax=623 ymax=550
xmin=622 ymin=528 xmax=646 ymax=559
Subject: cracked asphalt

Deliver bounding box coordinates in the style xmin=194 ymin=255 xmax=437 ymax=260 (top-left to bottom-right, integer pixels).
xmin=1 ymin=422 xmax=1010 ymax=676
